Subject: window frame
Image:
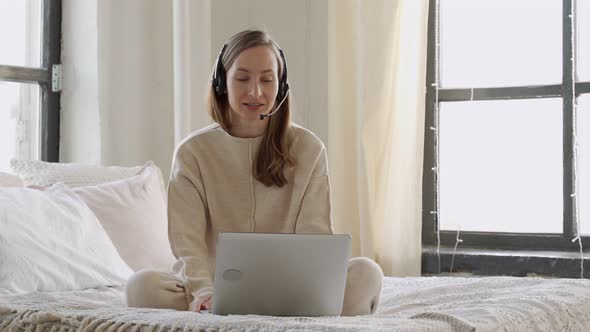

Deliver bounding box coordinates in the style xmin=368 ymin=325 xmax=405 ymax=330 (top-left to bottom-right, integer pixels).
xmin=422 ymin=0 xmax=590 ymax=258
xmin=0 ymin=0 xmax=61 ymax=162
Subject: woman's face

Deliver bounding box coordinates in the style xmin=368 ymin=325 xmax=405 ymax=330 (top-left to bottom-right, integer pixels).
xmin=226 ymin=46 xmax=280 ymax=123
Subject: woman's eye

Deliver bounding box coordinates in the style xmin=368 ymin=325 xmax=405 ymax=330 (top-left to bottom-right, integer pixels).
xmin=236 ymin=78 xmax=249 ymax=82
xmin=262 ymin=79 xmax=273 ymax=83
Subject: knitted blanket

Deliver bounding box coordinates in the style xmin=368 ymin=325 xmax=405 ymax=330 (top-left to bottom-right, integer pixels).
xmin=1 ymin=276 xmax=590 ymax=331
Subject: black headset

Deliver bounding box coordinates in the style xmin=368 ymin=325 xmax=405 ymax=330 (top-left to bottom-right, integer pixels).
xmin=211 ymin=43 xmax=290 ymax=103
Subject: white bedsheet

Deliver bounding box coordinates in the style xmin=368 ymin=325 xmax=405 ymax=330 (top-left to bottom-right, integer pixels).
xmin=1 ymin=276 xmax=590 ymax=331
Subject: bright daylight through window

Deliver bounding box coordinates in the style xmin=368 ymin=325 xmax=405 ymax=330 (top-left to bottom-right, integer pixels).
xmin=438 ymin=0 xmax=565 ymax=234
xmin=0 ymin=1 xmax=42 ymax=172
xmin=424 ymin=0 xmax=590 ymax=258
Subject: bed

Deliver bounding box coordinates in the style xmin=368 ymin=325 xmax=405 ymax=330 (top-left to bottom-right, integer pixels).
xmin=2 ymin=162 xmax=590 ymax=331
xmin=2 ymin=276 xmax=590 ymax=331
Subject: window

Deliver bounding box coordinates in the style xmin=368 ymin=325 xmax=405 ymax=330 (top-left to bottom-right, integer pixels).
xmin=0 ymin=0 xmax=61 ymax=171
xmin=423 ymin=0 xmax=590 ymax=277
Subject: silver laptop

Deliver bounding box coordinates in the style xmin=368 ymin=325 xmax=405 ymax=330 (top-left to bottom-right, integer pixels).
xmin=212 ymin=233 xmax=351 ymax=316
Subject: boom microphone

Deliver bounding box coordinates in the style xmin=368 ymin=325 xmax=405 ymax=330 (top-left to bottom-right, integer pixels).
xmin=259 ymin=90 xmax=289 ymax=120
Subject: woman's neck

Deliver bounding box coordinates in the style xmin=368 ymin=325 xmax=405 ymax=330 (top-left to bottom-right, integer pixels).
xmin=229 ymin=118 xmax=268 ymax=138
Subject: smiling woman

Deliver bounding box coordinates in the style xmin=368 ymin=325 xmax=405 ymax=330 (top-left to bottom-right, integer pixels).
xmin=226 ymin=47 xmax=280 ymax=126
xmin=208 ymin=30 xmax=293 ymax=187
xmin=124 ymin=29 xmax=384 ymax=317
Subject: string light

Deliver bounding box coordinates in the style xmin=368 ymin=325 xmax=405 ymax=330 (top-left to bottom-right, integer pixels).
xmin=450 ymin=226 xmax=463 ymax=273
xmin=433 ymin=0 xmax=441 ymax=274
xmin=570 ymin=0 xmax=584 ymax=279
xmin=432 ymin=0 xmax=466 ymax=274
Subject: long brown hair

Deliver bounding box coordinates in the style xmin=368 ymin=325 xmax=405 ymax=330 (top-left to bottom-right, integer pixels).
xmin=207 ymin=30 xmax=295 ymax=187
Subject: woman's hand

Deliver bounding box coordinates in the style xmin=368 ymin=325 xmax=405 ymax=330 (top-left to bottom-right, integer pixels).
xmin=189 ymin=293 xmax=213 ymax=312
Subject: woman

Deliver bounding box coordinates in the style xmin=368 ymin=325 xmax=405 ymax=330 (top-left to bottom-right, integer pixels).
xmin=125 ymin=29 xmax=383 ymax=316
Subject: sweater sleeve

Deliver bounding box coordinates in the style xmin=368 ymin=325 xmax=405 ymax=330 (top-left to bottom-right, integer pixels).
xmin=167 ymin=144 xmax=213 ymax=300
xmin=295 ymin=146 xmax=334 ymax=235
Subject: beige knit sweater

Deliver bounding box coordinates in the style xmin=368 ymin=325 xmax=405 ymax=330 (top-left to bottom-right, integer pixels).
xmin=167 ymin=123 xmax=333 ymax=300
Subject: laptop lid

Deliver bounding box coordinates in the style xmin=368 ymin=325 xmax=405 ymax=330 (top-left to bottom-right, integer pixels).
xmin=212 ymin=233 xmax=351 ymax=316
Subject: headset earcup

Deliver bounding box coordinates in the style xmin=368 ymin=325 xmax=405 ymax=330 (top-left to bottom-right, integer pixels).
xmin=277 ymin=48 xmax=289 ymax=102
xmin=213 ymin=72 xmax=225 ymax=96
xmin=212 ymin=77 xmax=219 ymax=95
xmin=212 ymin=44 xmax=228 ymax=96
xmin=283 ymin=82 xmax=289 ymax=99
xmin=278 ymin=81 xmax=289 ymax=101
xmin=218 ymin=69 xmax=226 ymax=95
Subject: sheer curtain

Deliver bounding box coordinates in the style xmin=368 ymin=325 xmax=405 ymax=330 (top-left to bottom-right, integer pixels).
xmin=327 ymin=0 xmax=429 ymax=276
xmin=61 ymin=0 xmax=212 ymax=180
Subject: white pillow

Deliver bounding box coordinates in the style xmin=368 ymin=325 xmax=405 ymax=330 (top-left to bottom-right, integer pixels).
xmin=0 ymin=171 xmax=23 ymax=187
xmin=0 ymin=184 xmax=133 ymax=293
xmin=72 ymin=162 xmax=176 ymax=272
xmin=10 ymin=159 xmax=167 ymax=202
xmin=10 ymin=159 xmax=142 ymax=187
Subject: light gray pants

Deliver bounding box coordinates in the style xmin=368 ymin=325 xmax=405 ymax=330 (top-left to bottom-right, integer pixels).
xmin=125 ymin=257 xmax=383 ymax=316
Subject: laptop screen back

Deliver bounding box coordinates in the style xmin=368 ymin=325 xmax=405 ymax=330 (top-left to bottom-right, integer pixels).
xmin=212 ymin=233 xmax=351 ymax=316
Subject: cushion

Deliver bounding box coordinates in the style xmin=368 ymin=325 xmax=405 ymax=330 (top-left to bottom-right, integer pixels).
xmin=10 ymin=159 xmax=167 ymax=202
xmin=10 ymin=159 xmax=142 ymax=187
xmin=72 ymin=162 xmax=176 ymax=272
xmin=0 ymin=171 xmax=23 ymax=187
xmin=0 ymin=184 xmax=133 ymax=293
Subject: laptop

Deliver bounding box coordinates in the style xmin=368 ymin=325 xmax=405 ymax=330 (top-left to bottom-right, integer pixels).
xmin=212 ymin=232 xmax=351 ymax=316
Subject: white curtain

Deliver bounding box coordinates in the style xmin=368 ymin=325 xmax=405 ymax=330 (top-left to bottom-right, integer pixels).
xmin=61 ymin=0 xmax=213 ymax=180
xmin=327 ymin=0 xmax=429 ymax=276
xmin=173 ymin=0 xmax=213 ymax=145
xmin=96 ymin=0 xmax=174 ymax=178
xmin=61 ymin=0 xmax=175 ymax=176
